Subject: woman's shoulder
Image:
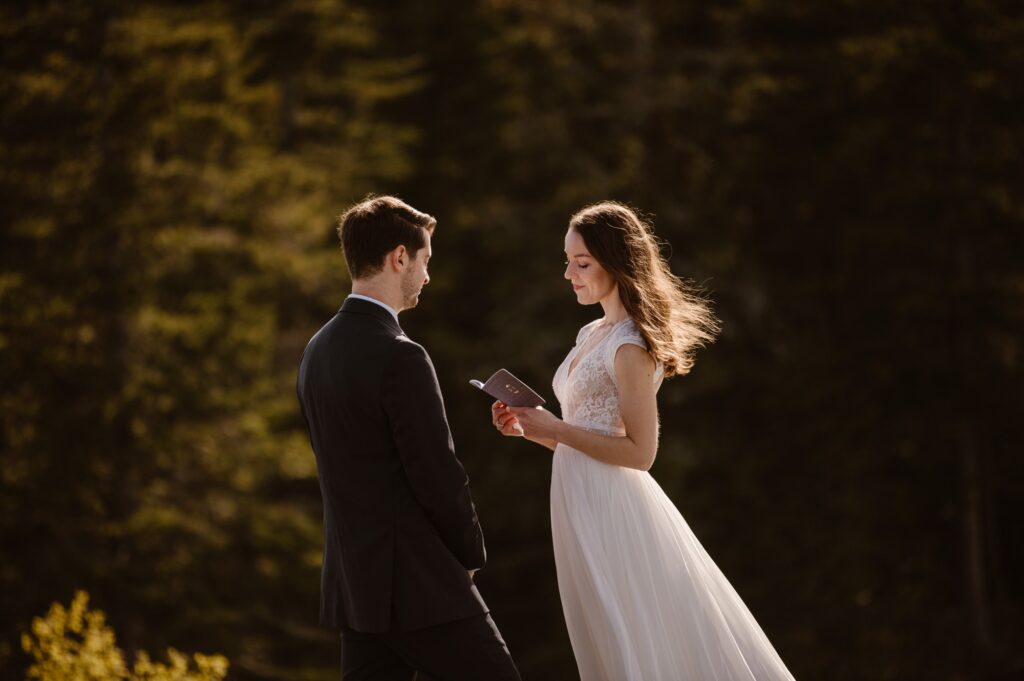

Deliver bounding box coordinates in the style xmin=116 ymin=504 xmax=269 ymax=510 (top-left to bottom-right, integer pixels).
xmin=607 ymin=318 xmax=664 ymax=383
xmin=616 ymin=317 xmax=647 ymax=347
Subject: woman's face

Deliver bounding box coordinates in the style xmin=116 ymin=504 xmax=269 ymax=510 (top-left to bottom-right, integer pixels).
xmin=564 ymin=228 xmax=616 ymax=306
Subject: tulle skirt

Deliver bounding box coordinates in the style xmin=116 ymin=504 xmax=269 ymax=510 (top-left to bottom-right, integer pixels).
xmin=550 ymin=443 xmax=796 ymax=681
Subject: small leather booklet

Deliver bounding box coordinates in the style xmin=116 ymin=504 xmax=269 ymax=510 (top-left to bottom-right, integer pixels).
xmin=468 ymin=369 xmax=546 ymax=408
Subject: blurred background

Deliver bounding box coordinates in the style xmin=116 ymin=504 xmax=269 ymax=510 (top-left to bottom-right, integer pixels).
xmin=2 ymin=1 xmax=1022 ymax=679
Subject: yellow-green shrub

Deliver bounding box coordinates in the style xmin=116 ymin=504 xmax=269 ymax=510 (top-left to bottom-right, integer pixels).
xmin=21 ymin=591 xmax=228 ymax=681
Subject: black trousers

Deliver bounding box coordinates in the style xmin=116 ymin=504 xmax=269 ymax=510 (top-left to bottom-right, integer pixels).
xmin=340 ymin=613 xmax=521 ymax=681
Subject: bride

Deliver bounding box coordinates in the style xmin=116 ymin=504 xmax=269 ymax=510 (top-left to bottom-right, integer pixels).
xmin=491 ymin=202 xmax=795 ymax=680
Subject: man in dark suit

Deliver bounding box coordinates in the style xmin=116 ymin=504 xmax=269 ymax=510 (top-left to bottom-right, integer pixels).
xmin=296 ymin=196 xmax=520 ymax=680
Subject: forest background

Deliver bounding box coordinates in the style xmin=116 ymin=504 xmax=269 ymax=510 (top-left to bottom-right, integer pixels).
xmin=2 ymin=1 xmax=1022 ymax=679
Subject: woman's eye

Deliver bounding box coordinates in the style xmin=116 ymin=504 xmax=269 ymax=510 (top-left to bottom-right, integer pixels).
xmin=579 ymin=264 xmax=589 ymax=269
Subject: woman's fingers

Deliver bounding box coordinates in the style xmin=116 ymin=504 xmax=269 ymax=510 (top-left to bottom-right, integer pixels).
xmin=491 ymin=401 xmax=521 ymax=436
xmin=491 ymin=402 xmax=529 ymax=437
xmin=508 ymin=407 xmax=533 ymax=421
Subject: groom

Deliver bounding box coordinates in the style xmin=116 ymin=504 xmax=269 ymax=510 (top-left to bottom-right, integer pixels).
xmin=296 ymin=196 xmax=520 ymax=680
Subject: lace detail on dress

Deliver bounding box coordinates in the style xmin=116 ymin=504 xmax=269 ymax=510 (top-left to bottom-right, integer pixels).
xmin=553 ymin=319 xmax=663 ymax=435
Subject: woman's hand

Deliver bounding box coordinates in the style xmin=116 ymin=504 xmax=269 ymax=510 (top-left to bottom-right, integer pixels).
xmin=491 ymin=401 xmax=524 ymax=437
xmin=508 ymin=406 xmax=563 ymax=441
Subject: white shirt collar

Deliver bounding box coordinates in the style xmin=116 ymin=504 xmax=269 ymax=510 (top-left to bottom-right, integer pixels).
xmin=347 ymin=293 xmax=400 ymax=325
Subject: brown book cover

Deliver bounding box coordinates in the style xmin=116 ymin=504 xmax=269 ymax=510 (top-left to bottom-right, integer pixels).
xmin=469 ymin=369 xmax=546 ymax=408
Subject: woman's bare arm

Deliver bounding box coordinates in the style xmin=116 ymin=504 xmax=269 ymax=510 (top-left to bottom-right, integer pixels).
xmin=511 ymin=344 xmax=659 ymax=471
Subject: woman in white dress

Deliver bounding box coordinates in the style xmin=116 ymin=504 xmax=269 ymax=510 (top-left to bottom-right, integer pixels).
xmin=491 ymin=202 xmax=795 ymax=680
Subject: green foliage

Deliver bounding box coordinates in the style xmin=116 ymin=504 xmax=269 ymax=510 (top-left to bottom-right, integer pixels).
xmin=22 ymin=591 xmax=227 ymax=681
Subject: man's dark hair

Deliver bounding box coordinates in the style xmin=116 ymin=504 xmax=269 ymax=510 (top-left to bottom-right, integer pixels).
xmin=337 ymin=195 xmax=436 ymax=279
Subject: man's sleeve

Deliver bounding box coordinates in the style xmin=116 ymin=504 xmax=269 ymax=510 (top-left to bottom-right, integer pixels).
xmin=382 ymin=339 xmax=486 ymax=570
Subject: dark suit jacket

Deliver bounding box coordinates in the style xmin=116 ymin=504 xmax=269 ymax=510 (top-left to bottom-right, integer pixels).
xmin=296 ymin=297 xmax=488 ymax=632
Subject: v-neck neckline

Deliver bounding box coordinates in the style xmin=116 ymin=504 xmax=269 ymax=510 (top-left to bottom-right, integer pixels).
xmin=566 ymin=318 xmax=628 ymax=380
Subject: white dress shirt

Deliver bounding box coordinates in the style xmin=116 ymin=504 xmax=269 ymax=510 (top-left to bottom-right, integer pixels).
xmin=347 ymin=293 xmax=400 ymax=325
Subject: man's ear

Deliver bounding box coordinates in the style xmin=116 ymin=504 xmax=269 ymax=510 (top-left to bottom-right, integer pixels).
xmin=388 ymin=245 xmax=408 ymax=271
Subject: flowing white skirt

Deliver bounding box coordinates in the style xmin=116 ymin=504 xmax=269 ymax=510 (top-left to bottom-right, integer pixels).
xmin=551 ymin=443 xmax=796 ymax=681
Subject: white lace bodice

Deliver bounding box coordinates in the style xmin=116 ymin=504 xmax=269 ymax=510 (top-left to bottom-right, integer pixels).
xmin=552 ymin=318 xmax=665 ymax=436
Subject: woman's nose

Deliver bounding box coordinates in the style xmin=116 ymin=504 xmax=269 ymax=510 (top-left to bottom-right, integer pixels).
xmin=563 ymin=263 xmax=572 ymax=279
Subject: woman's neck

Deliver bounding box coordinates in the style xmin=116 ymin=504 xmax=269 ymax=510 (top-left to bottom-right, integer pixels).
xmin=599 ymin=289 xmax=629 ymax=324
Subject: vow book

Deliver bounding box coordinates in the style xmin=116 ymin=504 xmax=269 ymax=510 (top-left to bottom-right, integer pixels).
xmin=468 ymin=369 xmax=546 ymax=408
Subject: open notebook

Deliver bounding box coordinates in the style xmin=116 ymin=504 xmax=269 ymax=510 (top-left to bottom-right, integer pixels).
xmin=468 ymin=369 xmax=545 ymax=408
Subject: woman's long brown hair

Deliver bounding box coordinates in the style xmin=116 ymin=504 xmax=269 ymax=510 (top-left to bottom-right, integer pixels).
xmin=569 ymin=202 xmax=720 ymax=377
